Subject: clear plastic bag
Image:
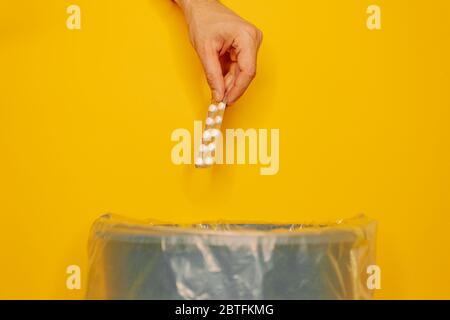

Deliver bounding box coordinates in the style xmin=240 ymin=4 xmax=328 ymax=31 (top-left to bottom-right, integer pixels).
xmin=87 ymin=214 xmax=377 ymax=300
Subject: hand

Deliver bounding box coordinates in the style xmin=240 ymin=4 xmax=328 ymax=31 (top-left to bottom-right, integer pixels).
xmin=175 ymin=0 xmax=263 ymax=104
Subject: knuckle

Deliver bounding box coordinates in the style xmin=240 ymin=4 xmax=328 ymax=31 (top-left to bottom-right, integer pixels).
xmin=246 ymin=67 xmax=256 ymax=79
xmin=257 ymin=29 xmax=263 ymax=43
xmin=247 ymin=25 xmax=259 ymax=39
xmin=205 ymin=71 xmax=216 ymax=83
xmin=242 ymin=24 xmax=263 ymax=45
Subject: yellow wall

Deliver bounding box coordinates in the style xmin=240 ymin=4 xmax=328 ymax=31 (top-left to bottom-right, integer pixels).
xmin=0 ymin=0 xmax=449 ymax=299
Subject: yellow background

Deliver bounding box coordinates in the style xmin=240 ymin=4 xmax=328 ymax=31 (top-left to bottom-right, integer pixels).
xmin=0 ymin=0 xmax=449 ymax=299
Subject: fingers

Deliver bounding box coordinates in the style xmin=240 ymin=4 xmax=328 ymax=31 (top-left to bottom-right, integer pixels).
xmin=224 ymin=62 xmax=238 ymax=94
xmin=199 ymin=48 xmax=225 ymax=102
xmin=225 ymin=40 xmax=258 ymax=104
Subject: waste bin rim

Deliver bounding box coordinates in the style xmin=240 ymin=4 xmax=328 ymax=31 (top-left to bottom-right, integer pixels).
xmin=89 ymin=213 xmax=376 ymax=239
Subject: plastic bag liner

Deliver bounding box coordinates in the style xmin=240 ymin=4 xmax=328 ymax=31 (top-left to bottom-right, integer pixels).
xmin=86 ymin=214 xmax=377 ymax=300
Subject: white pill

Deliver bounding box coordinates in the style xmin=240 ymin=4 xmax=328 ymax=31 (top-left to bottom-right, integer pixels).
xmin=199 ymin=144 xmax=207 ymax=152
xmin=208 ymin=104 xmax=217 ymax=112
xmin=205 ymin=117 xmax=214 ymax=125
xmin=203 ymin=130 xmax=211 ymax=141
xmin=204 ymin=157 xmax=213 ymax=165
xmin=208 ymin=143 xmax=216 ymax=151
xmin=218 ymin=102 xmax=226 ymax=110
xmin=195 ymin=157 xmax=204 ymax=166
xmin=210 ymin=129 xmax=220 ymax=137
xmin=214 ymin=116 xmax=222 ymax=124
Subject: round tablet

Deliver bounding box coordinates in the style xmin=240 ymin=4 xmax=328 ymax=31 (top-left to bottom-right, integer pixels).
xmin=210 ymin=129 xmax=220 ymax=137
xmin=203 ymin=130 xmax=211 ymax=141
xmin=208 ymin=104 xmax=217 ymax=112
xmin=205 ymin=117 xmax=214 ymax=125
xmin=214 ymin=116 xmax=222 ymax=124
xmin=195 ymin=157 xmax=204 ymax=166
xmin=204 ymin=157 xmax=214 ymax=165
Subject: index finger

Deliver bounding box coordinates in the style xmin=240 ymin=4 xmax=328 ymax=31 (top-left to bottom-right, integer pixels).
xmin=199 ymin=48 xmax=226 ymax=102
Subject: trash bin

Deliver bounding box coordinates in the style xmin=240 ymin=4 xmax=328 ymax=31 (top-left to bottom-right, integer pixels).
xmin=86 ymin=214 xmax=377 ymax=300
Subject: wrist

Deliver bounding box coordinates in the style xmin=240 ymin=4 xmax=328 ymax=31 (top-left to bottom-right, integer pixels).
xmin=175 ymin=0 xmax=216 ymax=12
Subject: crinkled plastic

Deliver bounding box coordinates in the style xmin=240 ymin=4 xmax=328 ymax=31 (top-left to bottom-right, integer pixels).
xmin=87 ymin=214 xmax=377 ymax=300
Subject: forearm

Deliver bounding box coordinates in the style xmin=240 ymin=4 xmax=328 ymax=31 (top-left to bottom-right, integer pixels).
xmin=174 ymin=0 xmax=216 ymax=8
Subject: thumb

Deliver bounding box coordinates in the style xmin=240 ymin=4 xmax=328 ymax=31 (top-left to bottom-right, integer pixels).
xmin=199 ymin=49 xmax=225 ymax=102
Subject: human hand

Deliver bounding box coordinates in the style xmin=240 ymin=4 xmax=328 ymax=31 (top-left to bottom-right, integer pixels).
xmin=175 ymin=0 xmax=263 ymax=104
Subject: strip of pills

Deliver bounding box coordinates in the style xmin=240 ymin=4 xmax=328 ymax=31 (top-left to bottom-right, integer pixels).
xmin=195 ymin=101 xmax=226 ymax=168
